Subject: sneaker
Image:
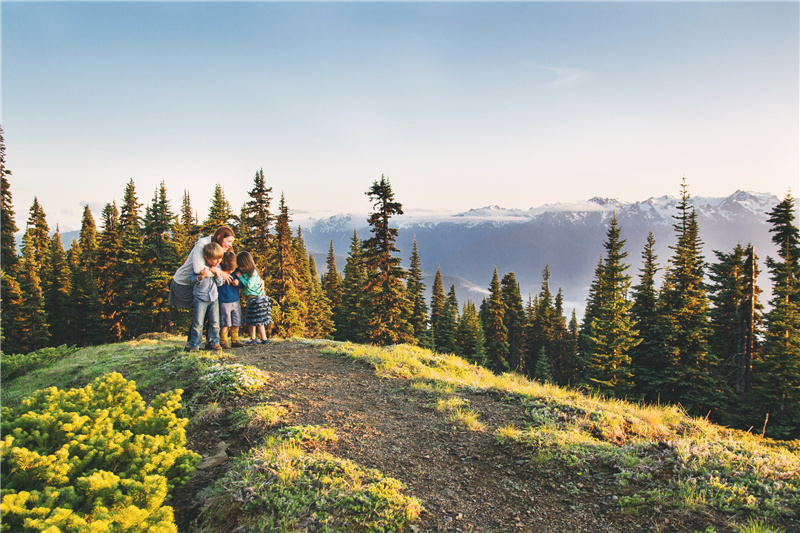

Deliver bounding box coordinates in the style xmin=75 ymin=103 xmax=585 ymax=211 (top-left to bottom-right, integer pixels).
xmin=246 ymin=338 xmax=259 ymax=346
xmin=231 ymin=341 xmax=246 ymax=348
xmin=210 ymin=344 xmax=223 ymax=351
xmin=258 ymin=339 xmax=270 ymax=345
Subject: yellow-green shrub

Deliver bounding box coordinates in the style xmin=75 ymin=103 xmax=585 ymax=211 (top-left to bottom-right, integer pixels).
xmin=1 ymin=372 xmax=200 ymax=533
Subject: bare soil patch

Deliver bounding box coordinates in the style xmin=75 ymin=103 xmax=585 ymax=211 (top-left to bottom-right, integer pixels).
xmin=172 ymin=340 xmax=736 ymax=532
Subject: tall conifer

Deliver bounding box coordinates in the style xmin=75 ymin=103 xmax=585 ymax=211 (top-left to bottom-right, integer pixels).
xmin=1 ymin=127 xmax=18 ymax=272
xmin=270 ymin=194 xmax=305 ymax=338
xmin=44 ymin=227 xmax=73 ymax=346
xmin=455 ymin=300 xmax=485 ymax=365
xmin=17 ymin=231 xmax=50 ymax=352
xmin=25 ymin=197 xmax=49 ymax=279
xmin=753 ymin=192 xmax=800 ymax=438
xmin=484 ymin=267 xmax=510 ymax=373
xmin=630 ymin=231 xmax=663 ymax=402
xmin=321 ymin=240 xmax=343 ymax=318
xmin=407 ymin=238 xmax=430 ymax=347
xmin=361 ymin=176 xmax=413 ymax=345
xmin=97 ymin=202 xmax=122 ymax=341
xmin=204 ymin=183 xmax=236 ymax=235
xmin=657 ymin=179 xmax=721 ymax=415
xmin=336 ymin=229 xmax=368 ymax=343
xmin=501 ymin=272 xmax=525 ymax=372
xmin=241 ymin=169 xmax=273 ymax=267
xmin=304 ymin=254 xmax=335 ymax=339
xmin=73 ymin=206 xmax=104 ymax=345
xmin=582 ymin=214 xmax=639 ymax=398
xmin=115 ymin=180 xmax=143 ymax=339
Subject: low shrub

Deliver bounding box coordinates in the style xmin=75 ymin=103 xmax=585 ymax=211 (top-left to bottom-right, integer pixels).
xmin=0 ymin=372 xmax=200 ymax=533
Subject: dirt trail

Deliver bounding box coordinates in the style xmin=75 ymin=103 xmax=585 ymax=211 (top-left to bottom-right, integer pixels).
xmin=173 ymin=340 xmax=719 ymax=533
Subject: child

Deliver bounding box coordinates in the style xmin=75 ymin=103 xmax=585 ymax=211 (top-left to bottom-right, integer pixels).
xmin=218 ymin=251 xmax=245 ymax=349
xmin=236 ymin=251 xmax=272 ymax=345
xmin=187 ymin=242 xmax=225 ymax=352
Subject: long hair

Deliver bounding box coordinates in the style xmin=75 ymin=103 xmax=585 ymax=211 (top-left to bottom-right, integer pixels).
xmin=213 ymin=226 xmax=235 ymax=247
xmin=236 ymin=251 xmax=256 ymax=276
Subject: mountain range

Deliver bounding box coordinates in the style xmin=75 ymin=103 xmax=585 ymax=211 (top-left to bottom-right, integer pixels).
xmin=299 ymin=190 xmax=782 ymax=314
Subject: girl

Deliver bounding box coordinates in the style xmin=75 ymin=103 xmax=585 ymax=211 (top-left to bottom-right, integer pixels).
xmin=236 ymin=251 xmax=272 ymax=345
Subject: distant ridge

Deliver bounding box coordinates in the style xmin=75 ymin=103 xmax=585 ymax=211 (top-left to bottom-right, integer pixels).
xmin=300 ymin=190 xmax=781 ymax=312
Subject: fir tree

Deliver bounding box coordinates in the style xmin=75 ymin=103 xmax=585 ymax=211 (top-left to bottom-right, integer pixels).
xmin=501 ymin=272 xmax=525 ymax=372
xmin=455 ymin=300 xmax=485 ymax=365
xmin=533 ymin=347 xmax=554 ymax=384
xmin=321 ymin=240 xmax=343 ymax=317
xmin=240 ymin=169 xmax=273 ymax=268
xmin=73 ymin=206 xmax=104 ymax=345
xmin=17 ymin=231 xmax=50 ymax=352
xmin=203 ymin=183 xmax=236 ymax=235
xmin=406 ymin=238 xmax=431 ymax=347
xmin=526 ymin=266 xmax=556 ymax=380
xmin=549 ymin=288 xmax=577 ymax=387
xmin=304 ymin=254 xmax=335 ymax=339
xmin=270 ymin=194 xmax=305 ymax=338
xmin=335 ymin=229 xmax=368 ymax=343
xmin=138 ymin=183 xmax=180 ymax=334
xmin=430 ymin=268 xmax=446 ymax=350
xmin=44 ymin=227 xmax=73 ymax=346
xmin=708 ymin=244 xmax=762 ymax=407
xmin=657 ymin=179 xmax=721 ymax=415
xmin=630 ymin=231 xmax=663 ymax=402
xmin=0 ymin=269 xmax=26 ymax=353
xmin=753 ymin=192 xmax=800 ymax=438
xmin=114 ymin=180 xmax=144 ymax=339
xmin=361 ymin=175 xmax=413 ymax=345
xmin=97 ymin=202 xmax=123 ymax=341
xmin=25 ymin=197 xmax=50 ymax=280
xmin=1 ymin=127 xmax=19 ymax=272
xmin=176 ymin=190 xmax=197 ymax=258
xmin=484 ymin=268 xmax=510 ymax=373
xmin=581 ymin=214 xmax=639 ymax=398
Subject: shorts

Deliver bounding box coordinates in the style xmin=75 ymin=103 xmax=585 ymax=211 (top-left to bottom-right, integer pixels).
xmin=220 ymin=301 xmax=242 ymax=328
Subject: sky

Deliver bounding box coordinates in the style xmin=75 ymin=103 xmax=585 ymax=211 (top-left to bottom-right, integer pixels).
xmin=2 ymin=1 xmax=798 ymax=233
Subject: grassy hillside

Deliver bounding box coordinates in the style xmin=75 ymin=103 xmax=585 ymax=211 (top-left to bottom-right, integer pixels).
xmin=2 ymin=336 xmax=797 ymax=533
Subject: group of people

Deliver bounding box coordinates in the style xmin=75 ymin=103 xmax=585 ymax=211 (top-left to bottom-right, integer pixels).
xmin=168 ymin=226 xmax=273 ymax=351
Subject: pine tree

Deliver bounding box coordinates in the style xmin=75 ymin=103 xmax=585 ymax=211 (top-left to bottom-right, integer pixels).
xmin=484 ymin=267 xmax=510 ymax=373
xmin=292 ymin=227 xmax=312 ymax=310
xmin=321 ymin=240 xmax=343 ymax=318
xmin=73 ymin=206 xmax=104 ymax=345
xmin=44 ymin=227 xmax=73 ymax=346
xmin=581 ymin=214 xmax=639 ymax=398
xmin=17 ymin=231 xmax=50 ymax=352
xmin=549 ymin=288 xmax=577 ymax=387
xmin=1 ymin=127 xmax=19 ymax=273
xmin=240 ymin=169 xmax=273 ymax=268
xmin=753 ymin=192 xmax=800 ymax=438
xmin=203 ymin=183 xmax=236 ymax=235
xmin=455 ymin=300 xmax=485 ymax=365
xmin=501 ymin=272 xmax=525 ymax=372
xmin=708 ymin=244 xmax=762 ymax=407
xmin=630 ymin=231 xmax=664 ymax=402
xmin=361 ymin=175 xmax=413 ymax=345
xmin=97 ymin=202 xmax=123 ymax=341
xmin=430 ymin=268 xmax=453 ymax=352
xmin=657 ymin=179 xmax=721 ymax=415
xmin=406 ymin=238 xmax=430 ymax=347
xmin=526 ymin=266 xmax=556 ymax=380
xmin=176 ymin=190 xmax=198 ymax=258
xmin=25 ymin=197 xmax=50 ymax=280
xmin=0 ymin=269 xmax=26 ymax=353
xmin=335 ymin=229 xmax=368 ymax=343
xmin=114 ymin=180 xmax=144 ymax=339
xmin=270 ymin=194 xmax=305 ymax=338
xmin=304 ymin=254 xmax=335 ymax=339
xmin=138 ymin=183 xmax=180 ymax=334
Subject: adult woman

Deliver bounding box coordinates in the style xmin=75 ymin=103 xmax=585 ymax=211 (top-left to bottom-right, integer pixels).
xmin=168 ymin=226 xmax=236 ymax=310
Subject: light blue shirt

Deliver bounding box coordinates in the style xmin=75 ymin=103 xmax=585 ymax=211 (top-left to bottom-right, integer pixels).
xmin=190 ymin=264 xmax=224 ymax=302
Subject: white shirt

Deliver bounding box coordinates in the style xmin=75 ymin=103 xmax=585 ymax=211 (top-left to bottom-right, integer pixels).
xmin=172 ymin=235 xmax=213 ymax=286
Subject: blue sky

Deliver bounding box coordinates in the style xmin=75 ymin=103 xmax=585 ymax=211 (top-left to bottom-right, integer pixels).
xmin=2 ymin=1 xmax=798 ymax=232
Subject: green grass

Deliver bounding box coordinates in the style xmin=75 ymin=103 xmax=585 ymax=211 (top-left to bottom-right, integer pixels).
xmin=194 ymin=426 xmax=422 ymax=532
xmin=319 ymin=341 xmax=800 ymax=525
xmin=231 ymin=401 xmax=290 ymax=431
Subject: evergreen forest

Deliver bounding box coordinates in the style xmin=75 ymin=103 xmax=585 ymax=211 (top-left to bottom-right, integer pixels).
xmin=1 ymin=127 xmax=798 ymax=440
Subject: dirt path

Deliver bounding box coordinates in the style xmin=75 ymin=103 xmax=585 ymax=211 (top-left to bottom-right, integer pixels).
xmin=173 ymin=340 xmax=720 ymax=533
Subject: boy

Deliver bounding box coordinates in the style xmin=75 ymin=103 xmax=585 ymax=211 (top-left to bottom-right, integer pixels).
xmin=187 ymin=242 xmax=225 ymax=352
xmin=218 ymin=251 xmax=245 ymax=348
